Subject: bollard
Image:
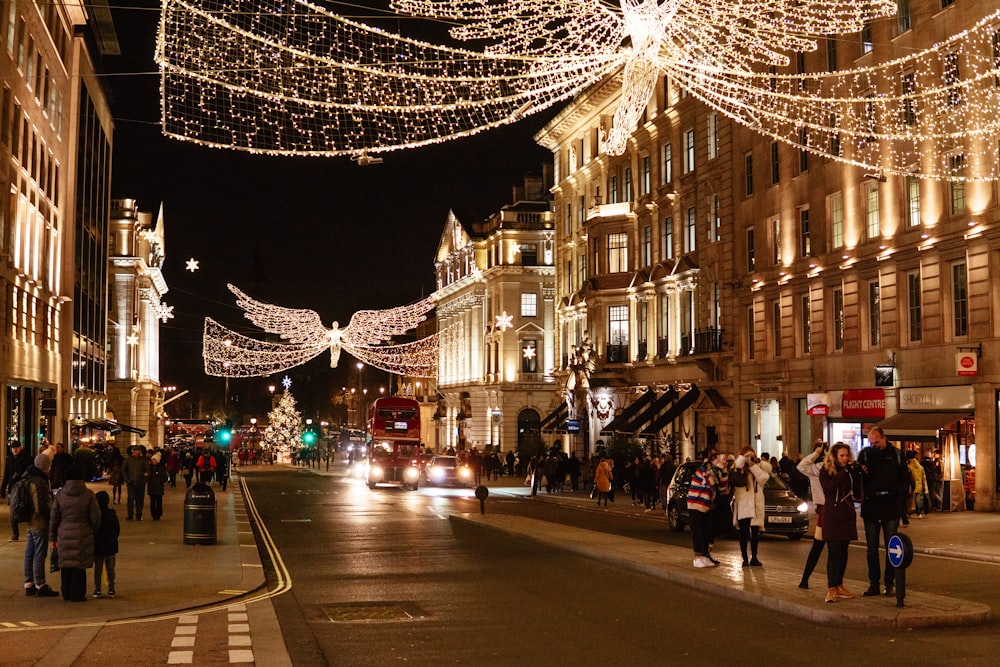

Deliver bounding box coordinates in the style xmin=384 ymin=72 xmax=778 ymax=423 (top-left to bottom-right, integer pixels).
xmin=475 ymin=485 xmax=489 ymax=514
xmin=887 ymin=533 xmax=914 ymax=607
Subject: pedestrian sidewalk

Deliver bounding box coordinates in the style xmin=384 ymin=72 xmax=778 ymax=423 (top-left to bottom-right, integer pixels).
xmin=0 ymin=472 xmax=263 ymax=626
xmin=454 ymin=480 xmax=998 ymax=627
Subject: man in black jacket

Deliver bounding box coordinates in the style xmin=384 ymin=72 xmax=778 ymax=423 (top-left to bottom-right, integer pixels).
xmin=2 ymin=441 xmax=33 ymax=541
xmin=858 ymin=426 xmax=912 ymax=597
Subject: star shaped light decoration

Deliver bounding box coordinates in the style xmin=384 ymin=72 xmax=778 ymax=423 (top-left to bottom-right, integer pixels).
xmin=153 ymin=301 xmax=175 ymax=323
xmin=522 ymin=344 xmax=537 ymax=360
xmin=185 ymin=258 xmax=200 ymax=272
xmin=156 ymin=0 xmax=1000 ymax=181
xmin=203 ymin=284 xmax=440 ymax=378
xmin=282 ymin=375 xmax=293 ymax=390
xmin=127 ymin=331 xmax=140 ymax=346
xmin=495 ymin=312 xmax=514 ymax=331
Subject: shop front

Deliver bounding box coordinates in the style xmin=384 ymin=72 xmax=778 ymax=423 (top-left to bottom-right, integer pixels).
xmin=806 ymin=388 xmax=886 ymax=454
xmin=876 ymin=385 xmax=974 ymax=512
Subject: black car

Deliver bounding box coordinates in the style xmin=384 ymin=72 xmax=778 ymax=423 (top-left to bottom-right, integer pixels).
xmin=423 ymin=456 xmax=473 ymax=487
xmin=665 ymin=462 xmax=808 ymax=539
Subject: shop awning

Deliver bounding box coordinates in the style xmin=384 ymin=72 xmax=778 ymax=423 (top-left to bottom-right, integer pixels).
xmin=599 ymin=389 xmax=655 ymax=434
xmin=74 ymin=419 xmax=147 ymax=438
xmin=539 ymin=402 xmax=568 ymax=433
xmin=624 ymin=388 xmax=678 ymax=434
xmin=876 ymin=411 xmax=970 ymax=442
xmin=641 ymin=386 xmax=702 ymax=436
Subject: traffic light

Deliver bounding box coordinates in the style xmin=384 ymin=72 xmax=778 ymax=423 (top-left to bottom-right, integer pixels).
xmin=218 ymin=428 xmax=232 ymax=444
xmin=302 ymin=430 xmax=317 ymax=446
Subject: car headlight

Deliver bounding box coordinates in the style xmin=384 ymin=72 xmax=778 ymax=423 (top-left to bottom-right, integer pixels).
xmin=430 ymin=468 xmax=445 ymax=481
xmin=371 ymin=465 xmax=383 ymax=478
xmin=458 ymin=467 xmax=471 ymax=479
xmin=405 ymin=466 xmax=420 ymax=480
xmin=797 ymin=502 xmax=809 ymax=513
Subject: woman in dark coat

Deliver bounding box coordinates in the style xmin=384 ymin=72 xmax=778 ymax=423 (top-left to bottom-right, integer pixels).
xmin=50 ymin=465 xmax=101 ymax=602
xmin=819 ymin=442 xmax=862 ymax=604
xmin=147 ymin=451 xmax=168 ymax=521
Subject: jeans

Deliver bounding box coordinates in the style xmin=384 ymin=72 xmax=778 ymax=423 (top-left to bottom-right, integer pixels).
xmin=95 ymin=553 xmax=116 ymax=593
xmin=23 ymin=529 xmax=48 ymax=586
xmin=689 ymin=510 xmax=712 ymax=556
xmin=863 ymin=516 xmax=899 ymax=588
xmin=126 ymin=481 xmax=146 ymax=519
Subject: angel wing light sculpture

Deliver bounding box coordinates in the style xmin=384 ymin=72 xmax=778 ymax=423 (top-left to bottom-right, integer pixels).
xmin=204 ymin=285 xmax=439 ymax=378
xmin=157 ymin=0 xmax=1000 ymax=181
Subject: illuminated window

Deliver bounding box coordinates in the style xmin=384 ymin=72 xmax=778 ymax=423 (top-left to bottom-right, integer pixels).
xmin=746 ymin=228 xmax=755 ymax=272
xmin=685 ymin=128 xmax=695 ymax=172
xmin=830 ymin=193 xmax=844 ymax=249
xmin=521 ymin=339 xmax=537 ymax=373
xmin=906 ymin=177 xmax=920 ymax=227
xmin=662 ymin=217 xmax=674 ymax=260
xmin=799 ymin=207 xmax=811 ymax=257
xmin=953 ymin=263 xmax=968 ymax=337
xmin=707 ymin=113 xmax=718 ymax=159
xmin=865 ymin=182 xmax=880 ymax=239
xmin=662 ymin=142 xmax=673 ymax=184
xmin=607 ymin=232 xmax=628 ymax=273
xmin=520 ymin=292 xmax=537 ymax=318
xmin=609 ymin=305 xmax=629 ymax=345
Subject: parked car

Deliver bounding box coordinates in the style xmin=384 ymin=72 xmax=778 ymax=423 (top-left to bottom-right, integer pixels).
xmin=424 ymin=456 xmax=473 ymax=487
xmin=665 ymin=462 xmax=808 ymax=539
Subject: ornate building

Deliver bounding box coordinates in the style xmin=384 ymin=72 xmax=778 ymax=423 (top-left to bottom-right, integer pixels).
xmin=433 ymin=172 xmax=557 ymax=455
xmin=1 ymin=1 xmax=117 ymax=454
xmin=538 ymin=1 xmax=1000 ymax=509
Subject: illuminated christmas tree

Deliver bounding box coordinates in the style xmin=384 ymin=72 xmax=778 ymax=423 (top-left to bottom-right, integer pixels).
xmin=263 ymin=391 xmax=304 ymax=454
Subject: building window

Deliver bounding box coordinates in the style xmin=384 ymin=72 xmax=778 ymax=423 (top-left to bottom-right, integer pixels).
xmin=865 ymin=182 xmax=880 ymax=239
xmin=744 ymin=153 xmax=753 ymax=196
xmin=662 ymin=142 xmax=673 ymax=184
xmin=565 ymin=202 xmax=572 ymax=235
xmin=707 ymin=113 xmax=718 ymax=160
xmin=642 ymin=225 xmax=652 ymax=266
xmin=944 ymin=52 xmax=961 ymax=106
xmin=801 ymin=293 xmax=811 ymax=354
xmin=520 ymin=292 xmax=537 ymax=318
xmin=710 ymin=195 xmax=720 ymax=242
xmin=641 ymin=155 xmax=651 ymax=195
xmin=579 ymin=252 xmax=587 ymax=286
xmin=685 ymin=207 xmax=697 ymax=253
xmin=799 ymin=207 xmax=811 ymax=257
xmin=950 ymin=155 xmax=966 ymax=215
xmin=771 ymin=216 xmax=781 ymax=264
xmin=833 ymin=287 xmax=845 ymax=351
xmin=578 ymin=195 xmax=585 ymax=225
xmin=521 ymin=339 xmax=538 ymax=373
xmin=772 ymin=300 xmax=781 ymax=358
xmin=637 ymin=299 xmax=648 ymax=357
xmin=861 ymin=22 xmax=873 ymax=54
xmin=941 ymin=0 xmax=954 ymax=7
xmin=770 ymin=141 xmax=780 ymax=184
xmin=624 ymin=167 xmax=633 ymax=201
xmin=898 ymin=0 xmax=911 ymax=33
xmin=906 ymin=176 xmax=920 ymax=227
xmin=662 ymin=216 xmax=674 ymax=260
xmin=685 ymin=128 xmax=695 ymax=172
xmin=609 ymin=305 xmax=629 ymax=345
xmin=827 ymin=37 xmax=837 ymax=71
xmin=746 ymin=228 xmax=755 ymax=272
xmin=798 ymin=128 xmax=809 ymax=173
xmin=520 ymin=243 xmax=537 ymax=266
xmin=907 ymin=271 xmax=922 ymax=342
xmin=953 ymin=262 xmax=968 ymax=337
xmin=658 ymin=293 xmax=670 ymax=356
xmin=868 ymin=281 xmax=881 ymax=347
xmin=830 ymin=192 xmax=844 ymax=249
xmin=746 ymin=306 xmax=755 ymax=361
xmin=901 ymin=72 xmax=916 ymax=125
xmin=608 ymin=232 xmax=628 ymax=273
xmin=609 ymin=174 xmax=618 ymax=204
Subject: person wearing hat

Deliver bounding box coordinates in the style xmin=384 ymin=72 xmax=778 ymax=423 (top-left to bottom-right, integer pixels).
xmin=2 ymin=441 xmax=33 ymax=541
xmin=147 ymin=451 xmax=168 ymax=522
xmin=22 ymin=453 xmax=59 ymax=597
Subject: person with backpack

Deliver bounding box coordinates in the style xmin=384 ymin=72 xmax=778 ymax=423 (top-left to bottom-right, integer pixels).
xmin=3 ymin=441 xmax=33 ymax=542
xmin=20 ymin=453 xmax=59 ymax=597
xmin=196 ymin=450 xmax=217 ymax=484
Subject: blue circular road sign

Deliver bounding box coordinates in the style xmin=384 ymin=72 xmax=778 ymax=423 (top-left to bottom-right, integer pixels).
xmin=888 ymin=533 xmax=913 ymax=569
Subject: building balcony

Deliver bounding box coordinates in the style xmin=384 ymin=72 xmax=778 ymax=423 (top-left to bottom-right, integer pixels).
xmin=605 ymin=343 xmax=629 ymax=363
xmin=679 ymin=328 xmax=724 ymax=356
xmin=636 ymin=341 xmax=648 ymax=362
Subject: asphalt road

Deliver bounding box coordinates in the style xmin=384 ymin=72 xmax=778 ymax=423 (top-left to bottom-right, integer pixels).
xmin=243 ymin=465 xmax=1000 ymax=666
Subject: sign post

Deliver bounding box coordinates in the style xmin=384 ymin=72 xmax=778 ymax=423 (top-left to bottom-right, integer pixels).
xmin=887 ymin=533 xmax=914 ymax=608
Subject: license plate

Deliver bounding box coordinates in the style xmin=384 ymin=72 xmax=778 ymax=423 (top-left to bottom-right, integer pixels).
xmin=769 ymin=516 xmax=792 ymax=523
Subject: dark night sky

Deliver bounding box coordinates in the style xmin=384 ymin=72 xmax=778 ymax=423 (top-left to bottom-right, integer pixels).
xmin=103 ymin=2 xmax=555 ymax=415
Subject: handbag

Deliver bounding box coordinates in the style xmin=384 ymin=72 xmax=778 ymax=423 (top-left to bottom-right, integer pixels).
xmin=49 ymin=546 xmax=60 ymax=573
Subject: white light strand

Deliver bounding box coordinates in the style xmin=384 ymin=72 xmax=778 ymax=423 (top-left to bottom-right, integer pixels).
xmin=157 ymin=0 xmax=1000 ymax=181
xmin=202 ymin=285 xmax=440 ymax=377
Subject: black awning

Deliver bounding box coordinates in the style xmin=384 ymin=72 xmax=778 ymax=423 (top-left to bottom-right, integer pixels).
xmin=75 ymin=419 xmax=147 ymax=438
xmin=627 ymin=388 xmax=679 ymax=434
xmin=600 ymin=389 xmax=655 ymax=434
xmin=641 ymin=387 xmax=701 ymax=435
xmin=539 ymin=402 xmax=568 ymax=431
xmin=877 ymin=411 xmax=970 ymax=442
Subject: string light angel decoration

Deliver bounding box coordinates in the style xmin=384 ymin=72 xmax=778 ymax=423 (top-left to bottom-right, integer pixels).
xmin=203 ymin=285 xmax=439 ymax=378
xmin=157 ymin=0 xmax=1000 ymax=181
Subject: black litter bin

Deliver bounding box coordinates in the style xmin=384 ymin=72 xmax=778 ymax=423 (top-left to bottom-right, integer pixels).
xmin=184 ymin=482 xmax=217 ymax=545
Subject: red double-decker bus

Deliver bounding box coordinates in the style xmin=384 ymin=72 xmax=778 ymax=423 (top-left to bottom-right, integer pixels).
xmin=365 ymin=397 xmax=422 ymax=490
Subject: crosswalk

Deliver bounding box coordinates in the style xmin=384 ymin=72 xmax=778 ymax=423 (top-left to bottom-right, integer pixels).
xmin=167 ymin=604 xmax=255 ymax=664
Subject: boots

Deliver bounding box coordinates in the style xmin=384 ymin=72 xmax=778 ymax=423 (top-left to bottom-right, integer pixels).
xmin=825 ymin=588 xmax=838 ymax=603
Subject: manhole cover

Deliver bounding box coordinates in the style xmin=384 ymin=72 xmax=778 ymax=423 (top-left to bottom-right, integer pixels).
xmin=322 ymin=602 xmax=429 ymax=622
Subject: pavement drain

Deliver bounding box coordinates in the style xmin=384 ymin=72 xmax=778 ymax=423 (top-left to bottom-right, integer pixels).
xmin=322 ymin=602 xmax=429 ymax=622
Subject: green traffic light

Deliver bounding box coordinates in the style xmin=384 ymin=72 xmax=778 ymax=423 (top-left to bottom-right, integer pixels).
xmin=219 ymin=429 xmax=231 ymax=443
xmin=303 ymin=431 xmax=316 ymax=445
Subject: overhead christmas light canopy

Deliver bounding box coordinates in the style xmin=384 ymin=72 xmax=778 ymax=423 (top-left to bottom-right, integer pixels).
xmin=203 ymin=284 xmax=438 ymax=377
xmin=157 ymin=0 xmax=1000 ymax=180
